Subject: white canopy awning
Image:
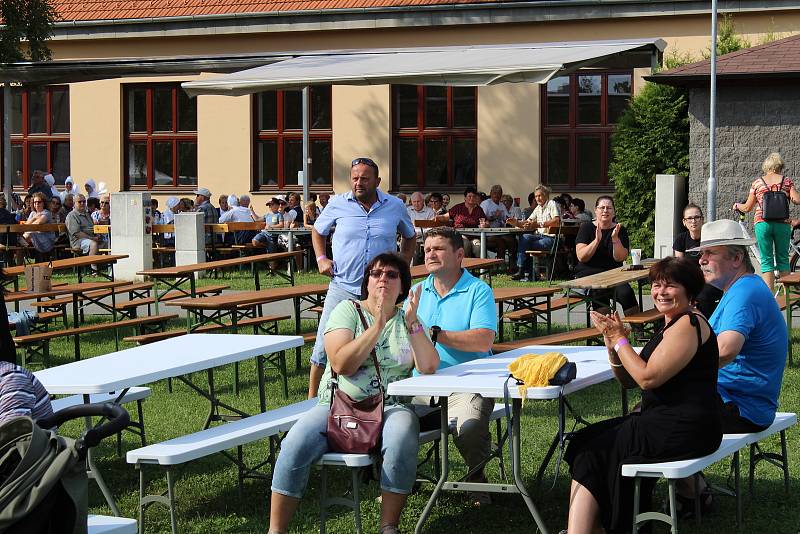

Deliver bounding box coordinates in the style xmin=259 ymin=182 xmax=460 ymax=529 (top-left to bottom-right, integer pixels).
xmin=182 ymin=38 xmax=666 ymax=96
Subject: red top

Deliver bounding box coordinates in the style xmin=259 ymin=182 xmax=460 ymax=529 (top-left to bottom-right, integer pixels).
xmin=448 ymin=203 xmax=486 ymax=228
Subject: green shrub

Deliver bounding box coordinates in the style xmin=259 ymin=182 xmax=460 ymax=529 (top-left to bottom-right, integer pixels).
xmin=609 ymin=82 xmax=689 ymax=257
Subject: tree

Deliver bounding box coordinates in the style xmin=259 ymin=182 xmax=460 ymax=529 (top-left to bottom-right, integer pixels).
xmin=703 ymin=13 xmax=751 ymax=59
xmin=0 ymin=0 xmax=58 ymax=63
xmin=609 ymin=82 xmax=690 ymax=257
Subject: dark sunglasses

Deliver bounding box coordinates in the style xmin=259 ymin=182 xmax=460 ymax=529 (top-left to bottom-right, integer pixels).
xmin=369 ymin=269 xmax=400 ymax=280
xmin=351 ymin=157 xmax=379 ymax=171
xmin=683 ymin=215 xmax=703 ymax=221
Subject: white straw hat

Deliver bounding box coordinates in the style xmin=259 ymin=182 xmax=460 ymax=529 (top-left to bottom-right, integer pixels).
xmin=686 ymin=219 xmax=756 ymax=252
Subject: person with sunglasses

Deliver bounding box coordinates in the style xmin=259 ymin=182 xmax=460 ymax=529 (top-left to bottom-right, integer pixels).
xmin=672 ymin=203 xmax=723 ymax=317
xmin=308 ymin=157 xmax=417 ymax=398
xmin=65 ymin=194 xmax=101 ymax=256
xmin=269 ymin=254 xmax=439 ymax=534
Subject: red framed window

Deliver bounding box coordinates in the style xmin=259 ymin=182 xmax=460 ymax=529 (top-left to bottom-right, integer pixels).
xmin=253 ymin=86 xmax=332 ymax=191
xmin=1 ymin=85 xmax=70 ymax=189
xmin=541 ymin=71 xmax=632 ymax=189
xmin=392 ymin=85 xmax=477 ymax=190
xmin=124 ymin=84 xmax=197 ymax=189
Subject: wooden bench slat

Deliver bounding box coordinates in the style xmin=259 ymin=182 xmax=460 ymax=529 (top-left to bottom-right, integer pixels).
xmin=123 ymin=314 xmax=291 ymax=344
xmin=623 ymin=308 xmax=665 ymax=325
xmin=30 ymin=282 xmax=153 ymax=309
xmin=113 ymin=284 xmax=228 ymax=311
xmin=492 ymin=327 xmax=601 ymax=353
xmin=13 ymin=314 xmax=178 ymax=344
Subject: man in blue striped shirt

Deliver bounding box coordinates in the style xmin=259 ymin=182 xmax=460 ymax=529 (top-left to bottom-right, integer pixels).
xmin=307 ymin=157 xmax=416 ymax=397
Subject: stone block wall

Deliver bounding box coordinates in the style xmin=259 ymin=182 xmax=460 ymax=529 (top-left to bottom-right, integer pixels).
xmin=688 ymin=85 xmax=800 ymax=223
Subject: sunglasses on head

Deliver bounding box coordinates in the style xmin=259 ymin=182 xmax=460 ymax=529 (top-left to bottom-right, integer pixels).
xmin=351 ymin=157 xmax=378 ymax=171
xmin=369 ymin=269 xmax=400 ymax=280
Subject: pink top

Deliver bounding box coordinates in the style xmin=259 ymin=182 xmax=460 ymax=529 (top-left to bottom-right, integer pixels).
xmin=750 ymin=175 xmax=794 ymax=224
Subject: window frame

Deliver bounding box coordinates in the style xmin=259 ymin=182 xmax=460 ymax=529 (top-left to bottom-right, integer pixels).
xmin=1 ymin=85 xmax=71 ymax=190
xmin=251 ymin=86 xmax=333 ymax=193
xmin=540 ymin=70 xmax=633 ymax=190
xmin=123 ymin=83 xmax=198 ymax=191
xmin=391 ymin=85 xmax=478 ymax=192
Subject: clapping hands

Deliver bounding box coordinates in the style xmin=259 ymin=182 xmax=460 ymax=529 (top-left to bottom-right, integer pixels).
xmin=590 ymin=311 xmax=629 ymax=348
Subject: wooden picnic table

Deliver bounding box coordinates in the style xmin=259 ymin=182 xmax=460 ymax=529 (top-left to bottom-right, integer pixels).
xmin=137 ymin=250 xmax=303 ymax=312
xmin=2 ymin=254 xmax=128 ymax=293
xmin=459 ymin=227 xmax=528 ymax=259
xmin=779 ymin=272 xmax=800 ymax=365
xmin=166 ymin=283 xmax=329 ymax=369
xmin=493 ymin=286 xmax=561 ymax=341
xmin=559 ymin=263 xmax=653 ymax=328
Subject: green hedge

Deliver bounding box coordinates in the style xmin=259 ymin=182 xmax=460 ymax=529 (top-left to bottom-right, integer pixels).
xmin=609 ymin=82 xmax=689 ymax=257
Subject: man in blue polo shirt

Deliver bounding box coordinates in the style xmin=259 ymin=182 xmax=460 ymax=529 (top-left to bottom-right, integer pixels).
xmin=307 ymin=157 xmax=416 ymax=397
xmin=412 ymin=226 xmax=497 ymax=503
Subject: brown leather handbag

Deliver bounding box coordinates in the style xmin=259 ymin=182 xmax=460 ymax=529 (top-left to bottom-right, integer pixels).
xmin=326 ymin=301 xmax=385 ymax=454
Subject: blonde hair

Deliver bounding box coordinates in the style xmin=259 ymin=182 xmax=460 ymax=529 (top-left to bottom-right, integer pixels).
xmin=762 ymin=152 xmax=785 ymax=174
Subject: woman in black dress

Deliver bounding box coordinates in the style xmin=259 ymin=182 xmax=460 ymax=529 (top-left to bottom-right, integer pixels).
xmin=564 ymin=256 xmax=722 ymax=534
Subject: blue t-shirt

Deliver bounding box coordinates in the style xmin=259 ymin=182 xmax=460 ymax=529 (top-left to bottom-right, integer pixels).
xmin=412 ymin=269 xmax=496 ymax=370
xmin=710 ymin=274 xmax=787 ymax=427
xmin=314 ymin=189 xmax=415 ymax=295
xmin=264 ymin=211 xmax=283 ymax=227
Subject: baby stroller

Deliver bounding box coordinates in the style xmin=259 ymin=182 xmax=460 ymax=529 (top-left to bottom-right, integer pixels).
xmin=0 ymin=403 xmax=129 ymax=534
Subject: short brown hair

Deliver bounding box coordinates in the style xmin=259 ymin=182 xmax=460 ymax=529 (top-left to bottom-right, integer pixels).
xmin=360 ymin=253 xmax=412 ymax=305
xmin=424 ymin=226 xmax=463 ymax=252
xmin=648 ymin=256 xmax=705 ymax=301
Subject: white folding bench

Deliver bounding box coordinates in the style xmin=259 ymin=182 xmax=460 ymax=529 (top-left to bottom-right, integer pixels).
xmin=622 ymin=412 xmax=796 ymax=534
xmin=317 ymin=404 xmax=508 ymax=534
xmin=87 ymin=515 xmax=137 ymax=534
xmin=52 ymin=387 xmax=152 ymax=456
xmin=127 ymin=398 xmax=316 ymax=534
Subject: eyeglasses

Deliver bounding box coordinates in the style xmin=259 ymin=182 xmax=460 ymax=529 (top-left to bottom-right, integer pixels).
xmin=101 ymin=201 xmax=110 ymax=205
xmin=368 ymin=269 xmax=400 ymax=280
xmin=33 ymin=201 xmax=44 ymax=204
xmin=351 ymin=157 xmax=379 ymax=171
xmin=683 ymin=216 xmax=703 ymax=221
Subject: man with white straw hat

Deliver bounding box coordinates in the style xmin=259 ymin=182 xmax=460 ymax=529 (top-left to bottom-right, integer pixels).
xmin=675 ymin=219 xmax=788 ymax=509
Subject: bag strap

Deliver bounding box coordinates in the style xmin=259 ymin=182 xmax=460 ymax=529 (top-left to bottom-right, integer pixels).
xmin=352 ymin=300 xmax=384 ymax=388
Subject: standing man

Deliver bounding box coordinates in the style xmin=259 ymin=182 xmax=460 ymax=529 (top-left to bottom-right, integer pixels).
xmin=412 ymin=226 xmax=498 ymax=504
xmin=27 ymin=170 xmax=53 ymax=200
xmin=675 ymin=219 xmax=788 ymax=508
xmin=308 ymin=157 xmax=417 ymax=397
xmin=193 ymin=187 xmax=217 ymax=245
xmin=64 ymin=194 xmax=101 ymax=256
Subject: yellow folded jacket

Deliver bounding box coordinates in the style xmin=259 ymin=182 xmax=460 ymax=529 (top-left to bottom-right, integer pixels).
xmin=507 ymin=352 xmax=568 ymax=406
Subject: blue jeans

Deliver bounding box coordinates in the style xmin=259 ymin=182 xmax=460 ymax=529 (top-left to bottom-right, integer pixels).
xmin=310 ymin=280 xmax=361 ymax=366
xmin=271 ymin=403 xmax=421 ymax=498
xmin=516 ymin=233 xmax=554 ymax=270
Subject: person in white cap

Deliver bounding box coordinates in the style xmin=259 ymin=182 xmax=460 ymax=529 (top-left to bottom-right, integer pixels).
xmin=84 ymin=179 xmax=99 ymax=199
xmin=44 ymin=174 xmax=59 ymax=198
xmin=673 ymin=218 xmax=788 ymax=510
xmin=193 ymin=187 xmax=217 ymax=245
xmin=96 ymin=181 xmax=108 ymax=195
xmin=61 ymin=176 xmax=76 ymax=202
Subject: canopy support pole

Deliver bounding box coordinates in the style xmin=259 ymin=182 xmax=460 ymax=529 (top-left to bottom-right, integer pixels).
xmin=707 ymin=1 xmax=719 ymax=221
xmin=302 ymin=86 xmax=310 ymax=214
xmin=3 ymin=85 xmax=11 ymax=205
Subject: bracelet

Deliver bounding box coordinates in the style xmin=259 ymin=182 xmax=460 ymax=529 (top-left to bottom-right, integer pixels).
xmin=608 ymin=358 xmax=624 ymax=368
xmin=316 ymin=254 xmax=328 ymax=262
xmin=612 ymin=239 xmax=622 ymax=244
xmin=613 ymin=338 xmax=630 ymax=353
xmin=408 ymin=321 xmax=424 ymax=335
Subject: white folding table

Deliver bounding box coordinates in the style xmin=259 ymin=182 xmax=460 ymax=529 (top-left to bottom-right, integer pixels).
xmin=387 ymin=344 xmax=615 ymax=534
xmin=35 ymin=333 xmax=303 ymax=516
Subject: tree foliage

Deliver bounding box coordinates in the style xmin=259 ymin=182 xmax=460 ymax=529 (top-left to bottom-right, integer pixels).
xmin=703 ymin=13 xmax=751 ymax=59
xmin=609 ymin=82 xmax=690 ymax=256
xmin=0 ymin=0 xmax=58 ymax=63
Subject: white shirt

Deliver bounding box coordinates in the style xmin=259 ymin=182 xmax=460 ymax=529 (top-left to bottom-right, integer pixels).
xmin=526 ymin=199 xmax=560 ymax=235
xmin=406 ymin=205 xmax=435 ymax=222
xmin=219 ymin=205 xmax=256 ymax=223
xmin=479 ymin=198 xmax=509 ymax=228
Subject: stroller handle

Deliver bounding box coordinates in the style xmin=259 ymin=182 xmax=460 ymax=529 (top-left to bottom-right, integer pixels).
xmin=38 ymin=402 xmax=130 ymax=454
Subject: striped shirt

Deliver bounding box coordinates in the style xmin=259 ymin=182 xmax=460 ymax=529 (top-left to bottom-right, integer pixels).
xmin=0 ymin=362 xmax=53 ymax=427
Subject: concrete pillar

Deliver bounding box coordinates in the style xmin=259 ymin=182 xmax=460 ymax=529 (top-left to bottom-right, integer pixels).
xmin=654 ymin=174 xmax=688 ymax=259
xmin=175 ymin=212 xmax=205 ymax=276
xmin=110 ymin=192 xmax=152 ymax=281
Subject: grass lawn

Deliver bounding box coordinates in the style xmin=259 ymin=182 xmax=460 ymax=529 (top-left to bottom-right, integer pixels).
xmin=38 ymin=269 xmax=800 ymax=534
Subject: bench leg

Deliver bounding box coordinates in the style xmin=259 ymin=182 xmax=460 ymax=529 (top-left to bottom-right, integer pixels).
xmin=138 ymin=466 xmax=179 ymax=534
xmin=734 ymin=450 xmax=742 ymax=528
xmin=667 ymin=480 xmax=679 ymax=534
xmin=749 ymin=430 xmax=791 ymax=496
xmin=351 ymin=467 xmax=363 ymax=534
xmin=319 ymin=465 xmax=328 ymax=534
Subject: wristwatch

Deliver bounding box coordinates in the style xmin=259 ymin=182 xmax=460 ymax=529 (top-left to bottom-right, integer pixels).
xmin=429 ymin=325 xmax=441 ymax=345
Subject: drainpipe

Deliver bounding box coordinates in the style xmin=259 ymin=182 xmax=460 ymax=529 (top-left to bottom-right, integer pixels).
xmin=707 ymin=0 xmax=718 ymax=221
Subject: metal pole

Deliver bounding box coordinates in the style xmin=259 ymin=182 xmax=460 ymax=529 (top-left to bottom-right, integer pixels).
xmin=3 ymin=85 xmax=12 ymax=205
xmin=302 ymin=86 xmax=310 ymax=219
xmin=707 ymin=1 xmax=719 ymax=221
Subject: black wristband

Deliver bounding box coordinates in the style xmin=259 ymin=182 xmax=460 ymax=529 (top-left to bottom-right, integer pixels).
xmin=429 ymin=325 xmax=441 ymax=345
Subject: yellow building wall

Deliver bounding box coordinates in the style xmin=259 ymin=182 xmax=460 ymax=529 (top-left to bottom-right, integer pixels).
xmin=50 ymin=9 xmax=800 ymax=201
xmin=331 ymin=85 xmax=391 ymax=195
